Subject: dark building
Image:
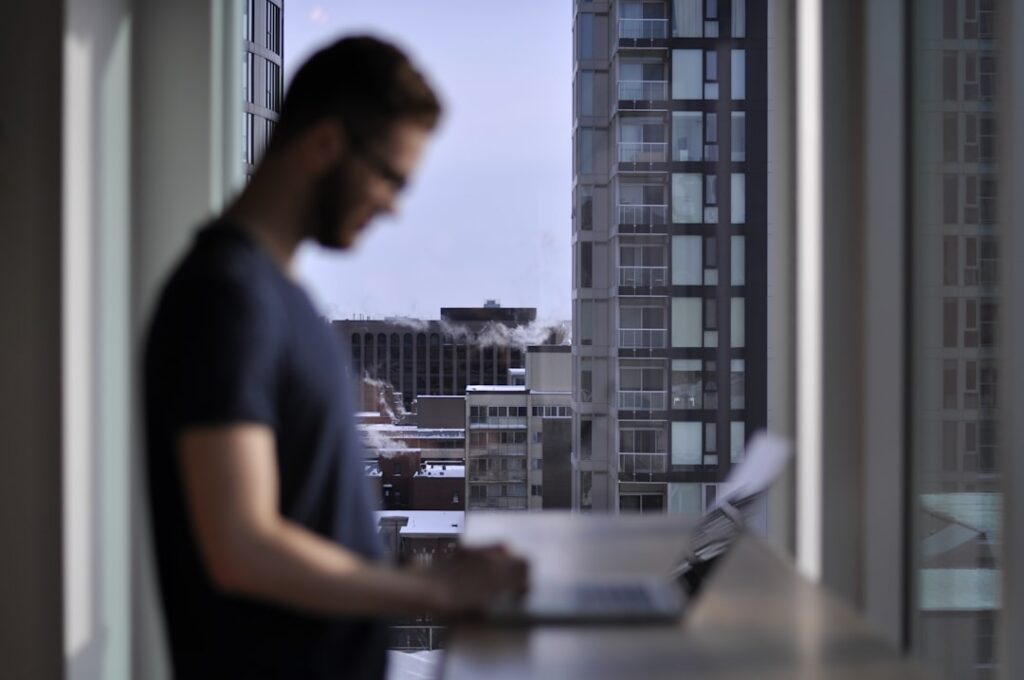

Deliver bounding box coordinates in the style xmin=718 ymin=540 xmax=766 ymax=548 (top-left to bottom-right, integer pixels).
xmin=243 ymin=0 xmax=284 ymax=178
xmin=334 ymin=306 xmax=564 ymax=410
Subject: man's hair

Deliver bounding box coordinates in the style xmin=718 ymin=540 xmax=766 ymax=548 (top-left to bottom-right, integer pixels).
xmin=271 ymin=35 xmax=442 ymax=150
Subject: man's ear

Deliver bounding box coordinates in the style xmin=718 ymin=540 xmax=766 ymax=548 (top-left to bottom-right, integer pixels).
xmin=299 ymin=120 xmax=346 ymax=174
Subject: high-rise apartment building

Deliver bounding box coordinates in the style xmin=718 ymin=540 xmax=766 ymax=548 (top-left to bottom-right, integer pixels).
xmin=911 ymin=1 xmax=999 ymax=677
xmin=571 ymin=0 xmax=767 ymax=513
xmin=243 ymin=0 xmax=284 ymax=178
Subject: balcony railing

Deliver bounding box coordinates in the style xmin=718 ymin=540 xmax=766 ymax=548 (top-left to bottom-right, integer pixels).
xmin=469 ymin=469 xmax=527 ymax=483
xmin=619 ymin=265 xmax=668 ymax=288
xmin=618 ymin=18 xmax=668 ymax=40
xmin=468 ymin=417 xmax=528 ymax=429
xmin=618 ymin=204 xmax=668 ymax=225
xmin=619 ymin=452 xmax=668 ymax=475
xmin=618 ymin=80 xmax=669 ymax=101
xmin=618 ymin=141 xmax=667 ymax=163
xmin=467 ymin=447 xmax=527 ymax=458
xmin=618 ymin=328 xmax=668 ymax=349
xmin=618 ymin=390 xmax=668 ymax=410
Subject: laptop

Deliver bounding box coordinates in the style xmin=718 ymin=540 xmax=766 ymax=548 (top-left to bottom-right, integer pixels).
xmin=486 ymin=431 xmax=792 ymax=625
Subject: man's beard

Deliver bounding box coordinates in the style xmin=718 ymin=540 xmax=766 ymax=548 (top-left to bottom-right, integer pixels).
xmin=308 ymin=160 xmax=355 ymax=250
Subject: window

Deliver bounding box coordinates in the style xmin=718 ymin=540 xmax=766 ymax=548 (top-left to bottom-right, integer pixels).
xmin=243 ymin=53 xmax=253 ymax=103
xmin=942 ymin=421 xmax=958 ymax=471
xmin=730 ymin=421 xmax=745 ymax=463
xmin=619 ymin=493 xmax=665 ymax=514
xmin=578 ymin=300 xmax=593 ymax=345
xmin=672 ymin=50 xmax=703 ymax=100
xmin=672 ymin=0 xmax=702 ymax=37
xmin=580 ymin=368 xmax=593 ymax=403
xmin=704 ymin=235 xmax=718 ymax=284
xmin=243 ymin=0 xmax=254 ymax=41
xmin=672 ymin=111 xmax=703 ymax=161
xmin=731 ymin=174 xmax=746 ymax=223
xmin=942 ymin=51 xmax=958 ymax=102
xmin=731 ymin=50 xmax=746 ymax=100
xmin=730 ymin=298 xmax=745 ymax=347
xmin=672 ymin=359 xmax=702 ymax=409
xmin=943 ymin=236 xmax=958 ymax=285
xmin=672 ymin=235 xmax=702 ymax=285
xmin=731 ymin=0 xmax=746 ymax=37
xmin=672 ymin=173 xmax=702 ymax=223
xmin=942 ymin=298 xmax=958 ymax=348
xmin=671 ymin=297 xmax=702 ymax=347
xmin=579 ymin=242 xmax=593 ymax=288
xmin=580 ymin=71 xmax=595 ymax=116
xmin=730 ymin=359 xmax=745 ymax=409
xmin=265 ymin=61 xmax=281 ymax=112
xmin=671 ymin=422 xmax=702 ymax=465
xmin=579 ymin=13 xmax=594 ymax=59
xmin=943 ymin=174 xmax=958 ymax=224
xmin=731 ymin=112 xmax=746 ymax=161
xmin=704 ymin=49 xmax=719 ymax=99
xmin=731 ymin=235 xmax=745 ymax=285
xmin=943 ymin=359 xmax=957 ymax=409
xmin=580 ymin=417 xmax=593 ymax=460
xmin=579 ymin=186 xmax=593 ymax=231
xmin=531 ymin=485 xmax=542 ymax=497
xmin=265 ymin=1 xmax=281 ymax=54
xmin=243 ymin=112 xmax=254 ymax=165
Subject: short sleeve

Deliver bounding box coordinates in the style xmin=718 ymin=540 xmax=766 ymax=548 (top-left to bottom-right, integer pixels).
xmin=166 ymin=268 xmax=283 ymax=430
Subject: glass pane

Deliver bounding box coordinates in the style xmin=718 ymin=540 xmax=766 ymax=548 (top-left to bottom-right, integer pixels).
xmin=731 ymin=173 xmax=746 ymax=223
xmin=731 ymin=49 xmax=746 ymax=100
xmin=672 ymin=50 xmax=703 ymax=99
xmin=672 ymin=0 xmax=702 ymax=37
xmin=911 ymin=1 xmax=1001 ymax=677
xmin=673 ymin=111 xmax=703 ymax=161
xmin=671 ymin=422 xmax=702 ymax=465
xmin=672 ymin=235 xmax=702 ymax=285
xmin=672 ymin=297 xmax=703 ymax=347
xmin=730 ymin=298 xmax=745 ymax=348
xmin=672 ymin=173 xmax=703 ymax=223
xmin=731 ymin=235 xmax=745 ymax=285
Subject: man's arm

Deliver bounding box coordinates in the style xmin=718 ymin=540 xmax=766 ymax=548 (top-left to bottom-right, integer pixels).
xmin=179 ymin=424 xmax=525 ymax=618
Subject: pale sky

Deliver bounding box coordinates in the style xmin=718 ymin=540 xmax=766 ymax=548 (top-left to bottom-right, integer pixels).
xmin=284 ymin=0 xmax=573 ymax=322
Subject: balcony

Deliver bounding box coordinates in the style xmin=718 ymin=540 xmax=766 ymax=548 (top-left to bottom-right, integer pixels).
xmin=618 ymin=80 xmax=668 ymax=101
xmin=467 ymin=447 xmax=527 ymax=458
xmin=618 ymin=328 xmax=667 ymax=349
xmin=618 ymin=204 xmax=668 ymax=226
xmin=618 ymin=18 xmax=668 ymax=40
xmin=468 ymin=417 xmax=528 ymax=429
xmin=618 ymin=265 xmax=668 ymax=288
xmin=617 ymin=390 xmax=667 ymax=410
xmin=468 ymin=469 xmax=527 ymax=483
xmin=618 ymin=141 xmax=667 ymax=163
xmin=619 ymin=452 xmax=668 ymax=475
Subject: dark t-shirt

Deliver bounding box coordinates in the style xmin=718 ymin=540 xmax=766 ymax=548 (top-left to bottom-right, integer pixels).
xmin=144 ymin=221 xmax=387 ymax=679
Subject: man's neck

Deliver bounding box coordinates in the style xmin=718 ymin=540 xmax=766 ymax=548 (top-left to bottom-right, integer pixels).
xmin=224 ymin=155 xmax=308 ymax=275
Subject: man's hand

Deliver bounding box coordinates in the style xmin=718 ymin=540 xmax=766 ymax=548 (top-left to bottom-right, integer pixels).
xmin=424 ymin=545 xmax=529 ymax=617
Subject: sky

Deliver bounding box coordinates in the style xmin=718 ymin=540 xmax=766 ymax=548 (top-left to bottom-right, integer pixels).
xmin=284 ymin=0 xmax=573 ymax=323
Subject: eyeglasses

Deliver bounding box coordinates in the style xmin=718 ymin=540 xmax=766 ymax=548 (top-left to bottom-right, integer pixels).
xmin=351 ymin=144 xmax=408 ymax=193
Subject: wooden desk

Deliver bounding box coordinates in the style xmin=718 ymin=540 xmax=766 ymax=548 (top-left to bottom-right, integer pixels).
xmin=443 ymin=513 xmax=926 ymax=680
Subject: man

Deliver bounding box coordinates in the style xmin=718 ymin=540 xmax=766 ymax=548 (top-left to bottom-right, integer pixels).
xmin=145 ymin=36 xmax=527 ymax=679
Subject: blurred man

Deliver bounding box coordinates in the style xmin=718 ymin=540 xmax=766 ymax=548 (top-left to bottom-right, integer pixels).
xmin=145 ymin=36 xmax=526 ymax=679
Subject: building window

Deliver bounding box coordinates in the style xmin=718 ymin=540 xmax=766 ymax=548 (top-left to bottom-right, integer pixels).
xmin=265 ymin=1 xmax=282 ymax=54
xmin=731 ymin=50 xmax=746 ymax=100
xmin=943 ymin=174 xmax=958 ymax=224
xmin=672 ymin=0 xmax=702 ymax=37
xmin=580 ymin=368 xmax=593 ymax=403
xmin=265 ymin=61 xmax=281 ymax=112
xmin=243 ymin=112 xmax=254 ymax=165
xmin=704 ymin=49 xmax=719 ymax=99
xmin=578 ymin=128 xmax=594 ymax=174
xmin=730 ymin=421 xmax=745 ymax=463
xmin=671 ymin=297 xmax=702 ymax=347
xmin=731 ymin=173 xmax=746 ymax=223
xmin=671 ymin=235 xmax=702 ymax=285
xmin=243 ymin=53 xmax=254 ymax=103
xmin=619 ymin=303 xmax=668 ymax=350
xmin=942 ymin=51 xmax=958 ymax=102
xmin=580 ymin=417 xmax=593 ymax=460
xmin=730 ymin=298 xmax=745 ymax=348
xmin=243 ymin=0 xmax=254 ymax=41
xmin=704 ymin=174 xmax=719 ymax=223
xmin=943 ymin=298 xmax=958 ymax=348
xmin=531 ymin=484 xmax=542 ymax=497
xmin=619 ymin=493 xmax=665 ymax=514
xmin=672 ymin=111 xmax=703 ymax=161
xmin=730 ymin=359 xmax=745 ymax=409
xmin=580 ymin=471 xmax=593 ymax=511
xmin=672 ymin=173 xmax=702 ymax=223
xmin=672 ymin=359 xmax=702 ymax=409
xmin=579 ymin=186 xmax=593 ymax=230
xmin=532 ymin=458 xmax=543 ymax=471
xmin=578 ymin=300 xmax=593 ymax=345
xmin=579 ymin=241 xmax=593 ymax=288
xmin=579 ymin=13 xmax=594 ymax=59
xmin=732 ymin=0 xmax=746 ymax=37
xmin=731 ymin=235 xmax=745 ymax=286
xmin=672 ymin=49 xmax=703 ymax=100
xmin=943 ymin=359 xmax=958 ymax=409
xmin=943 ymin=236 xmax=958 ymax=285
xmin=731 ymin=112 xmax=746 ymax=161
xmin=580 ymin=70 xmax=595 ymax=116
xmin=671 ymin=421 xmax=702 ymax=465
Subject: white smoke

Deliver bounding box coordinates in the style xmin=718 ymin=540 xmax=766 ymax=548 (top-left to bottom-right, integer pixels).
xmin=361 ymin=426 xmax=408 ymax=452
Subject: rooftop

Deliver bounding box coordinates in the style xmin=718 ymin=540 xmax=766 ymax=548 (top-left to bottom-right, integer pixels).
xmin=466 ymin=385 xmax=529 ymax=393
xmin=376 ymin=510 xmax=465 ymax=537
xmin=414 ymin=463 xmax=465 ymax=479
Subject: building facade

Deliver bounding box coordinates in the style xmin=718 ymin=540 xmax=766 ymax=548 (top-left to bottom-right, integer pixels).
xmin=243 ymin=0 xmax=284 ymax=178
xmin=571 ymin=0 xmax=767 ymax=513
xmin=466 ymin=346 xmax=573 ymax=511
xmin=335 ymin=306 xmax=559 ymax=410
